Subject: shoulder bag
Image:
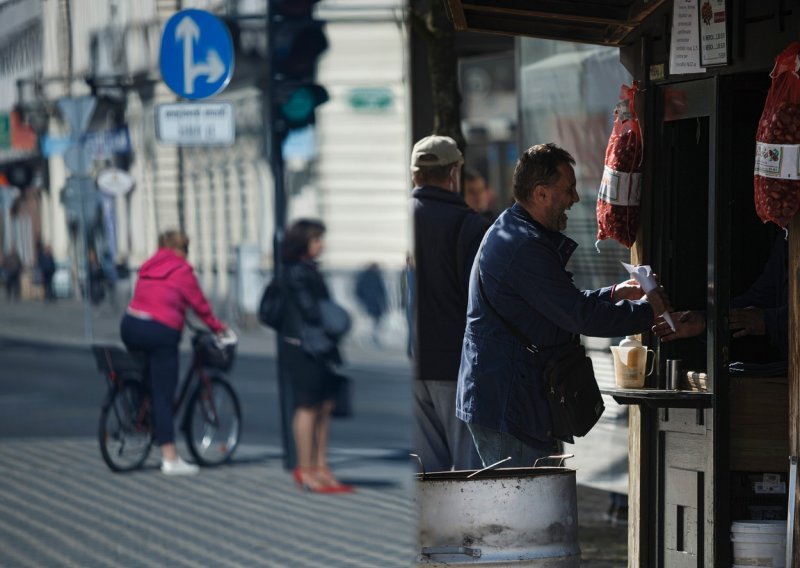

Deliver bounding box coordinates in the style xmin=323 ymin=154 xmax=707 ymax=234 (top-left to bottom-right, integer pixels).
xmin=477 ymin=272 xmax=604 ymax=441
xmin=319 ymin=299 xmax=351 ymax=339
xmin=258 ymin=273 xmax=285 ymax=330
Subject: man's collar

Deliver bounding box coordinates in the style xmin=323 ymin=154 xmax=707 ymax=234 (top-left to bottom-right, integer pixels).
xmin=413 ymin=185 xmax=466 ymax=204
xmin=511 ymin=202 xmax=551 ymax=234
xmin=510 ymin=202 xmax=577 ymax=261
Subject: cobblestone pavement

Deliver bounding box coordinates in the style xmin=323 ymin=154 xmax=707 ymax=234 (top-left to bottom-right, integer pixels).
xmin=0 ymin=439 xmax=416 ymax=568
xmin=0 ymin=299 xmax=628 ymax=567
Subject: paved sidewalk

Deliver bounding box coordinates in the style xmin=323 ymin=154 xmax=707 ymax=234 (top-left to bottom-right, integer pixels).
xmin=0 ymin=298 xmax=627 ymax=566
xmin=0 ymin=439 xmax=416 ymax=568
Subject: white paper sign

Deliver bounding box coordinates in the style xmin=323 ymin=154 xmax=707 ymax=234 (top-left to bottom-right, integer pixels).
xmin=669 ymin=0 xmax=706 ymax=75
xmin=156 ymin=102 xmax=235 ymax=146
xmin=698 ymin=0 xmax=728 ymax=66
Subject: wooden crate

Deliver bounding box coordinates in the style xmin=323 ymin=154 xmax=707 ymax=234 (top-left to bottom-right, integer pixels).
xmin=729 ymin=375 xmax=789 ymax=472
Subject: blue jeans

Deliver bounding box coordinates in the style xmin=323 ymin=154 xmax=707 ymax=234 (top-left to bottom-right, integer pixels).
xmin=120 ymin=314 xmax=181 ymax=445
xmin=466 ymin=422 xmax=560 ymax=468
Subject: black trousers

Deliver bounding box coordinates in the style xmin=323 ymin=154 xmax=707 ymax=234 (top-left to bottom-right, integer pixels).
xmin=120 ymin=314 xmax=181 ymax=445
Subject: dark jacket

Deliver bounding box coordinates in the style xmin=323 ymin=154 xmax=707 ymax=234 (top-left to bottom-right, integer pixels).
xmin=282 ymin=259 xmax=341 ymax=364
xmin=456 ymin=203 xmax=655 ymax=446
xmin=412 ymin=185 xmax=490 ymax=381
xmin=730 ymin=234 xmax=788 ymax=360
xmin=355 ymin=266 xmax=387 ymax=319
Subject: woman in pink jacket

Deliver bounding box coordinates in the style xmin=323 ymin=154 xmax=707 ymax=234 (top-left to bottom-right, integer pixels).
xmin=120 ymin=230 xmax=226 ymax=476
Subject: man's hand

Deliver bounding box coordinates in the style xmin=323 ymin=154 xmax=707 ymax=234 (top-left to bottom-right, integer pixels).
xmin=729 ymin=307 xmax=766 ymax=338
xmin=612 ymin=278 xmax=645 ymax=302
xmin=644 ymin=286 xmax=672 ymax=320
xmin=652 ymin=310 xmax=705 ymax=342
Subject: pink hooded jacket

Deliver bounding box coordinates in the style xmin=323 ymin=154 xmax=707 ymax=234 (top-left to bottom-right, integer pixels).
xmin=128 ymin=248 xmax=224 ymax=332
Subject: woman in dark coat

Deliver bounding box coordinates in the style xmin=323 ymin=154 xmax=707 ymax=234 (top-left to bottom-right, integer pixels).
xmin=281 ymin=219 xmax=353 ymax=493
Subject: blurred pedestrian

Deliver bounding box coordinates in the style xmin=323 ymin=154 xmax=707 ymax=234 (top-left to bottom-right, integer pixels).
xmin=410 ymin=135 xmax=491 ymax=472
xmin=87 ymin=249 xmax=107 ymax=305
xmin=280 ymin=219 xmax=354 ymax=494
xmin=102 ymin=250 xmax=119 ymax=310
xmin=463 ymin=168 xmax=498 ymax=222
xmin=38 ymin=244 xmax=56 ymax=302
xmin=355 ymin=262 xmax=388 ymax=346
xmin=3 ymin=247 xmax=22 ymax=302
xmin=403 ymin=254 xmax=414 ymax=357
xmin=120 ymin=229 xmax=228 ymax=475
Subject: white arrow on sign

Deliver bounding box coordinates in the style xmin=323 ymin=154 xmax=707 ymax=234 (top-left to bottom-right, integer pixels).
xmin=176 ymin=16 xmax=225 ymax=96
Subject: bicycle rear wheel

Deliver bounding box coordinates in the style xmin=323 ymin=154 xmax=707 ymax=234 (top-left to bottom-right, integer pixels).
xmin=185 ymin=374 xmax=241 ymax=466
xmin=98 ymin=379 xmax=153 ymax=472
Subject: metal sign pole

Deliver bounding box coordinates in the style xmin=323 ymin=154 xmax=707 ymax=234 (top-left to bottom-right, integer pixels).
xmin=58 ymin=96 xmax=97 ymax=342
xmin=77 ymin=175 xmax=93 ymax=341
xmin=267 ymin=4 xmax=296 ymax=471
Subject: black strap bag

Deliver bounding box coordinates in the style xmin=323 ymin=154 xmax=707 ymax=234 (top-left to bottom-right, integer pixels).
xmin=539 ymin=337 xmax=605 ymax=439
xmin=258 ymin=274 xmax=285 ymax=329
xmin=477 ymin=273 xmax=604 ymax=441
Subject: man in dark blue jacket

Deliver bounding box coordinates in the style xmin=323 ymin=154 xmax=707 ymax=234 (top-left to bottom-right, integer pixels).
xmin=457 ymin=143 xmax=670 ymax=467
xmin=411 ymin=135 xmax=491 ymax=472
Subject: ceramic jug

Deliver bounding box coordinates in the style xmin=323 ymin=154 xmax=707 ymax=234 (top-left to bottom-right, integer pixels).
xmin=610 ymin=336 xmax=655 ymax=388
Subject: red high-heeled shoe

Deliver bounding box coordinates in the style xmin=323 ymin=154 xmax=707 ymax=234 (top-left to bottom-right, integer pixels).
xmin=293 ymin=467 xmax=344 ymax=493
xmin=315 ymin=467 xmax=355 ymax=493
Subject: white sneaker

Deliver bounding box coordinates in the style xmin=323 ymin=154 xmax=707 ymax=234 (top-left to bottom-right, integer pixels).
xmin=160 ymin=457 xmax=199 ymax=476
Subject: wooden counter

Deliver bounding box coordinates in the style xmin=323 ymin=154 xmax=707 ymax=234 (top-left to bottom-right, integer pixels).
xmin=729 ymin=375 xmax=789 ymax=472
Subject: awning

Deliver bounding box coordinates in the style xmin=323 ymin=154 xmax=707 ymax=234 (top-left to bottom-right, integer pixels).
xmin=443 ymin=0 xmax=668 ymax=46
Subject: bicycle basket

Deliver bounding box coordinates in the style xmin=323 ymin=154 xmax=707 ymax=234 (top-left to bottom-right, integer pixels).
xmin=193 ymin=333 xmax=236 ymax=371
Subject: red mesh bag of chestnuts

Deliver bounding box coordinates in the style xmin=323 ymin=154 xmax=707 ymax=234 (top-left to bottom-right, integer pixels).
xmin=596 ymin=82 xmax=643 ymax=249
xmin=754 ymin=42 xmax=800 ymax=228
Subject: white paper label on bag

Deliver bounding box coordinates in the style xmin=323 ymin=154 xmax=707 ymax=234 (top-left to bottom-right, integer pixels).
xmin=754 ymin=142 xmax=800 ymax=179
xmin=598 ymin=166 xmax=642 ymax=206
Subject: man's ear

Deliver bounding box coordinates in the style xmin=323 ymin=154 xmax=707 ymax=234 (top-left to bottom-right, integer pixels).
xmin=532 ymin=183 xmax=549 ymax=203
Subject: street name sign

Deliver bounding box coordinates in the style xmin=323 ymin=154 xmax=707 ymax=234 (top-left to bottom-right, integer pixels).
xmin=156 ymin=102 xmax=235 ymax=145
xmin=160 ymin=9 xmax=234 ymax=100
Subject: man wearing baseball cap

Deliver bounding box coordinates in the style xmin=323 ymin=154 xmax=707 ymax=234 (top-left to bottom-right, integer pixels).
xmin=409 ymin=135 xmax=490 ymax=472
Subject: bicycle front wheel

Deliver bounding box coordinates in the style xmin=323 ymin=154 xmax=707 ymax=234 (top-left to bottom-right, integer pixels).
xmin=98 ymin=379 xmax=153 ymax=472
xmin=185 ymin=374 xmax=241 ymax=466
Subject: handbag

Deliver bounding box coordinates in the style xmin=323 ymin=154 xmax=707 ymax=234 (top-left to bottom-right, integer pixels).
xmin=301 ymin=325 xmax=336 ymax=357
xmin=258 ymin=275 xmax=285 ymax=330
xmin=477 ymin=272 xmax=604 ymax=441
xmin=329 ymin=371 xmax=353 ymax=418
xmin=320 ymin=299 xmax=351 ymax=338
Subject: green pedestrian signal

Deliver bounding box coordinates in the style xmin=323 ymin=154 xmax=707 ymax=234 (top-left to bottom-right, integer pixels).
xmin=269 ymin=0 xmax=329 ymax=133
xmin=278 ymin=85 xmax=329 ymax=129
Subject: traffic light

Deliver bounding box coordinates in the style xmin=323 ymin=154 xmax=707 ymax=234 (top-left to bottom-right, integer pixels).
xmin=269 ymin=0 xmax=329 ymax=133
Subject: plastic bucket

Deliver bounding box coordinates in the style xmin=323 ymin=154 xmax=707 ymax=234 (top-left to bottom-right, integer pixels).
xmin=730 ymin=520 xmax=786 ymax=568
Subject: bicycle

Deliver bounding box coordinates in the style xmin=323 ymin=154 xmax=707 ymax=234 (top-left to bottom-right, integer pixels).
xmin=92 ymin=324 xmax=242 ymax=472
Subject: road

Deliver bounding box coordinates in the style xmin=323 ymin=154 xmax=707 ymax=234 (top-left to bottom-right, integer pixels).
xmin=0 ymin=337 xmax=412 ymax=453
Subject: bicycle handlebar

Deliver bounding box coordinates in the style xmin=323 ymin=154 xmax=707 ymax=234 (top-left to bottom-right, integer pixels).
xmin=185 ymin=320 xmax=238 ymax=347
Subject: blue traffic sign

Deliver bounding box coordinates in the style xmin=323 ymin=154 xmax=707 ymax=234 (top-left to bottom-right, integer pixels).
xmin=159 ymin=9 xmax=234 ymax=100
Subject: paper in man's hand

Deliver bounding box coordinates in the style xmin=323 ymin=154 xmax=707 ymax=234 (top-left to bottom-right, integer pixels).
xmin=621 ymin=262 xmax=676 ymax=331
